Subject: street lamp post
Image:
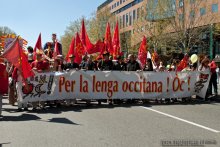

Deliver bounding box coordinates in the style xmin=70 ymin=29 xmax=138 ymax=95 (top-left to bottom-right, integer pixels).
xmin=210 ymin=24 xmax=213 ymax=59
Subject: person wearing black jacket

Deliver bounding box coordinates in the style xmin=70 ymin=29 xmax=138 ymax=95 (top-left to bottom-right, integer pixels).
xmin=98 ymin=52 xmax=113 ymax=71
xmin=113 ymin=56 xmax=126 ymax=71
xmin=65 ymin=54 xmax=79 ymax=70
xmin=144 ymin=58 xmax=154 ymax=71
xmin=97 ymin=52 xmax=114 ymax=105
xmin=126 ymin=54 xmax=141 ymax=71
xmin=85 ymin=55 xmax=97 ymax=70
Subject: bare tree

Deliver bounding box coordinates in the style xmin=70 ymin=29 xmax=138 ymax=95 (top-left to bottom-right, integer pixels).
xmin=61 ymin=16 xmax=89 ymax=55
xmin=132 ymin=0 xmax=217 ymax=55
xmin=0 ymin=26 xmax=15 ymax=36
xmin=88 ymin=7 xmax=116 ymax=43
xmin=0 ymin=26 xmax=15 ymax=50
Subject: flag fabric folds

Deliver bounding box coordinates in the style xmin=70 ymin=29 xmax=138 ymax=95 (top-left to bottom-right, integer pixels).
xmin=65 ymin=37 xmax=75 ymax=62
xmin=138 ymin=36 xmax=147 ymax=69
xmin=104 ymin=22 xmax=113 ymax=54
xmin=2 ymin=37 xmax=34 ymax=79
xmin=80 ymin=19 xmax=101 ymax=54
xmin=33 ymin=33 xmax=42 ymax=60
xmin=74 ymin=32 xmax=86 ymax=64
xmin=177 ymin=55 xmax=189 ymax=72
xmin=112 ymin=21 xmax=120 ymax=59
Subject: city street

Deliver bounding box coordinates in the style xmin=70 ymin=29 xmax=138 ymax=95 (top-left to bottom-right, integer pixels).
xmin=0 ymin=97 xmax=220 ymax=147
xmin=1 ymin=0 xmax=220 ymax=147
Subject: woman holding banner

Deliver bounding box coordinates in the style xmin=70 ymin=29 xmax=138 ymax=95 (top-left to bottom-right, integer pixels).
xmin=199 ymin=57 xmax=211 ymax=100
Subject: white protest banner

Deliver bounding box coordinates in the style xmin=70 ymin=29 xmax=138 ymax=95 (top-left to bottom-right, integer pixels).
xmin=18 ymin=70 xmax=210 ymax=103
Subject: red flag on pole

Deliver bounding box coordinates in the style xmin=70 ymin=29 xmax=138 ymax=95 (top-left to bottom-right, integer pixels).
xmin=81 ymin=19 xmax=87 ymax=46
xmin=80 ymin=19 xmax=100 ymax=54
xmin=65 ymin=37 xmax=75 ymax=62
xmin=2 ymin=38 xmax=34 ymax=79
xmin=112 ymin=21 xmax=120 ymax=59
xmin=138 ymin=36 xmax=148 ymax=69
xmin=104 ymin=22 xmax=113 ymax=54
xmin=20 ymin=50 xmax=35 ymax=79
xmin=74 ymin=32 xmax=86 ymax=64
xmin=176 ymin=55 xmax=189 ymax=72
xmin=33 ymin=33 xmax=42 ymax=60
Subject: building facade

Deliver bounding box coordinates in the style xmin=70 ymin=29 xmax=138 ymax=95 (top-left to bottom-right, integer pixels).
xmin=97 ymin=0 xmax=220 ymax=58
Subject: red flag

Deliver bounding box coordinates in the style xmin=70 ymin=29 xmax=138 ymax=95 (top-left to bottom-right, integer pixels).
xmin=80 ymin=19 xmax=100 ymax=54
xmin=104 ymin=22 xmax=113 ymax=54
xmin=81 ymin=19 xmax=87 ymax=46
xmin=65 ymin=37 xmax=75 ymax=62
xmin=2 ymin=38 xmax=34 ymax=79
xmin=86 ymin=34 xmax=101 ymax=54
xmin=96 ymin=40 xmax=106 ymax=59
xmin=53 ymin=41 xmax=60 ymax=58
xmin=94 ymin=40 xmax=105 ymax=53
xmin=74 ymin=32 xmax=86 ymax=64
xmin=177 ymin=55 xmax=189 ymax=71
xmin=33 ymin=33 xmax=42 ymax=60
xmin=20 ymin=50 xmax=35 ymax=79
xmin=138 ymin=36 xmax=148 ymax=69
xmin=152 ymin=50 xmax=159 ymax=63
xmin=112 ymin=22 xmax=121 ymax=59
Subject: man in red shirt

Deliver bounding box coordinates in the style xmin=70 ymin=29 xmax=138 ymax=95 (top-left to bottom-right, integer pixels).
xmin=31 ymin=50 xmax=49 ymax=73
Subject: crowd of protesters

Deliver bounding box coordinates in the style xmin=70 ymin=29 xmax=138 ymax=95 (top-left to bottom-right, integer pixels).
xmin=0 ymin=33 xmax=219 ymax=115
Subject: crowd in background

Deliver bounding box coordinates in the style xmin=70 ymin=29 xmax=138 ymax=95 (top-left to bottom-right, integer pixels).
xmin=0 ymin=33 xmax=219 ymax=114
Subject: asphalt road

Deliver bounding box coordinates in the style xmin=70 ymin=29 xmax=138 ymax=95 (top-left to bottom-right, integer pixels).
xmin=0 ymin=98 xmax=220 ymax=147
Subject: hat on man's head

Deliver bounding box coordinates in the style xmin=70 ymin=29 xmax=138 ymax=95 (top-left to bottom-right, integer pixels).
xmin=52 ymin=33 xmax=57 ymax=36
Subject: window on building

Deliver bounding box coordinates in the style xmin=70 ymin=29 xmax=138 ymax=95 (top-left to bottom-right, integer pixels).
xmin=179 ymin=13 xmax=184 ymax=21
xmin=123 ymin=0 xmax=125 ymax=2
xmin=123 ymin=15 xmax=125 ymax=28
xmin=120 ymin=16 xmax=122 ymax=29
xmin=200 ymin=7 xmax=206 ymax=16
xmin=179 ymin=0 xmax=183 ymax=7
xmin=190 ymin=0 xmax=195 ymax=4
xmin=120 ymin=0 xmax=122 ymax=4
xmin=126 ymin=13 xmax=129 ymax=27
xmin=133 ymin=9 xmax=136 ymax=20
xmin=190 ymin=10 xmax=195 ymax=18
xmin=212 ymin=3 xmax=218 ymax=13
xmin=137 ymin=8 xmax=140 ymax=19
xmin=117 ymin=1 xmax=119 ymax=6
xmin=129 ymin=12 xmax=132 ymax=26
xmin=114 ymin=3 xmax=116 ymax=8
